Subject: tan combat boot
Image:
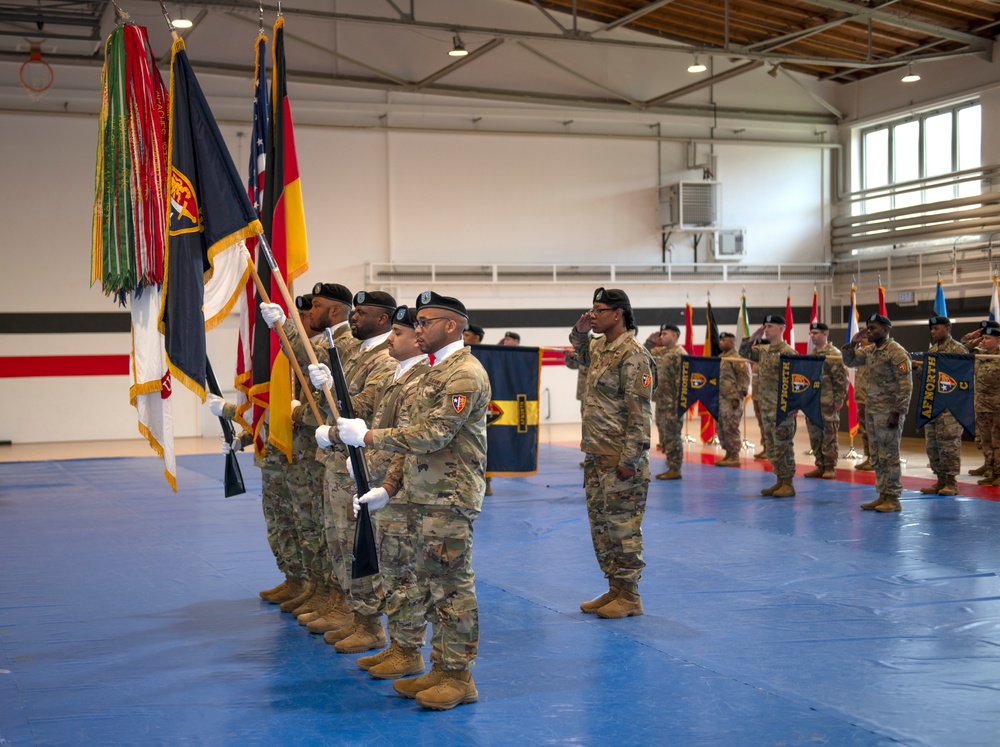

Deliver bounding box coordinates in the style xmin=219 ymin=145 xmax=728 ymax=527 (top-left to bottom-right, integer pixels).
xmin=279 ymin=580 xmax=315 ymax=612
xmin=415 ymin=670 xmax=479 ymax=710
xmin=263 ymin=576 xmax=302 ymax=604
xmin=760 ymin=478 xmax=782 ymax=496
xmin=803 ymin=467 xmax=823 ymax=479
xmin=596 ymin=582 xmax=642 ymax=619
xmin=259 ymin=577 xmax=291 ymax=602
xmin=875 ymin=496 xmax=902 ymax=512
xmin=655 ymin=468 xmax=682 ymax=480
xmin=920 ymin=478 xmax=944 ymax=495
xmin=298 ymin=589 xmax=335 ymax=625
xmin=334 ymin=615 xmax=387 ymax=653
xmin=821 ymin=469 xmax=837 ymax=479
xmin=580 ymin=581 xmax=618 ymax=614
xmin=937 ymin=477 xmax=959 ymax=496
xmin=291 ymin=583 xmax=328 ymax=617
xmin=753 ymin=451 xmax=769 ymax=460
xmin=860 ymin=494 xmax=886 ymax=510
xmin=367 ymin=642 xmax=426 ymax=679
xmin=772 ymin=481 xmax=796 ymax=498
xmin=716 ymin=453 xmax=740 ymax=467
xmin=855 ymin=458 xmax=873 ymax=471
xmin=977 ymin=472 xmax=995 ymax=486
xmin=394 ymin=663 xmax=446 ymax=699
xmin=969 ymin=462 xmax=989 ymax=476
xmin=306 ymin=587 xmax=353 ymax=633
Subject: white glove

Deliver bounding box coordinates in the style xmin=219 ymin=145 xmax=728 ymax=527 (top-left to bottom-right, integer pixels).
xmin=221 ymin=438 xmax=242 ymax=454
xmin=207 ymin=393 xmax=226 ymax=417
xmin=291 ymin=399 xmax=301 ymax=411
xmin=308 ymin=363 xmax=333 ymax=390
xmin=337 ymin=417 xmax=369 ymax=448
xmin=259 ymin=302 xmax=286 ymax=329
xmin=346 ymin=457 xmax=355 ymax=480
xmin=355 ymin=486 xmax=390 ymax=517
xmin=315 ymin=424 xmax=333 ymax=449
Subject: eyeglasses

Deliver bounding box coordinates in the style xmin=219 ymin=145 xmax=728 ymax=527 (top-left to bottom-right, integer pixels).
xmin=589 ymin=307 xmax=615 ymax=315
xmin=414 ymin=316 xmax=448 ymax=330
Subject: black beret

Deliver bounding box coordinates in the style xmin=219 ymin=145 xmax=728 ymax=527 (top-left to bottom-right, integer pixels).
xmin=762 ymin=314 xmax=785 ymax=326
xmin=719 ymin=331 xmax=736 ymax=340
xmin=979 ymin=320 xmax=1000 ymax=330
xmin=295 ymin=294 xmax=313 ymax=311
xmin=809 ymin=322 xmax=828 ymax=331
xmin=866 ymin=313 xmax=892 ymax=328
xmin=984 ymin=327 xmax=1000 ymax=338
xmin=312 ymin=282 xmax=353 ymax=306
xmin=593 ymin=287 xmax=631 ymax=309
xmin=353 ymin=290 xmax=396 ymax=310
xmin=928 ymin=316 xmax=951 ymax=327
xmin=504 ymin=331 xmax=521 ymax=341
xmin=391 ymin=305 xmax=418 ymax=328
xmin=660 ymin=324 xmax=680 ymax=334
xmin=416 ymin=290 xmax=469 ymax=319
xmin=466 ymin=323 xmax=485 ymax=337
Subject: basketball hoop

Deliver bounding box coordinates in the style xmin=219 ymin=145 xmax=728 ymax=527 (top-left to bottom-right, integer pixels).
xmin=20 ymin=43 xmax=54 ymax=103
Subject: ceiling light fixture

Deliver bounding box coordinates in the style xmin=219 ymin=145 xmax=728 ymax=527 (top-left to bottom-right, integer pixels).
xmin=449 ymin=34 xmax=468 ymax=57
xmin=767 ymin=64 xmax=780 ymax=78
xmin=687 ymin=56 xmax=707 ymax=73
xmin=172 ymin=5 xmax=193 ymax=29
xmin=901 ymin=64 xmax=920 ymax=83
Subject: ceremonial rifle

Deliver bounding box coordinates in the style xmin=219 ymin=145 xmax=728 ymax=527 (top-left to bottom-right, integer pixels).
xmin=324 ymin=333 xmax=379 ymax=579
xmin=205 ymin=357 xmax=246 ymax=497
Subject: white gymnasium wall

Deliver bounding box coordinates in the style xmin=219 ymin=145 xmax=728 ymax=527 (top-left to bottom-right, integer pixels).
xmin=0 ymin=109 xmax=831 ymax=443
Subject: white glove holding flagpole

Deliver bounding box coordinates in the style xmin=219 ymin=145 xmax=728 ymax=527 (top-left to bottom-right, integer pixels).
xmin=221 ymin=438 xmax=242 ymax=454
xmin=337 ymin=417 xmax=369 ymax=448
xmin=260 ymin=302 xmax=286 ymax=329
xmin=308 ymin=363 xmax=333 ymax=390
xmin=354 ymin=486 xmax=389 ymax=517
xmin=207 ymin=394 xmax=226 ymax=417
xmin=315 ymin=425 xmax=333 ymax=449
xmin=346 ymin=457 xmax=355 ymax=480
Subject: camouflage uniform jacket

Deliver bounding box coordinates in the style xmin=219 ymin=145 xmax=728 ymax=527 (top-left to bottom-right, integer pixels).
xmin=975 ymin=350 xmax=1000 ymax=413
xmin=852 ymin=345 xmax=870 ymax=403
xmin=373 ymin=347 xmax=491 ymax=512
xmin=814 ymin=342 xmax=849 ymax=416
xmin=649 ymin=344 xmax=684 ymax=411
xmin=719 ymin=348 xmax=750 ymax=401
xmin=927 ymin=335 xmax=968 ymax=356
xmin=961 ymin=330 xmax=988 ymax=354
xmin=571 ymin=328 xmax=655 ymax=471
xmin=738 ymin=338 xmax=797 ymax=412
xmin=563 ymin=349 xmax=589 ymax=402
xmin=286 ymin=322 xmax=361 ymax=428
xmin=842 ymin=337 xmax=912 ymax=415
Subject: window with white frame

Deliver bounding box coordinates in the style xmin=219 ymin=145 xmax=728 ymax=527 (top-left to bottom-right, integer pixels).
xmin=859 ymin=100 xmax=981 ymax=214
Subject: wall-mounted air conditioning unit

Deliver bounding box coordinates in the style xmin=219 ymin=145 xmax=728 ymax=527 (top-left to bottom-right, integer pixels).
xmin=710 ymin=228 xmax=747 ymax=260
xmin=658 ymin=181 xmax=721 ymax=228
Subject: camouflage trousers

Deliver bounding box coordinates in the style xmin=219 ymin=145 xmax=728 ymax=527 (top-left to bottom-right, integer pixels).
xmin=378 ymin=499 xmax=426 ymax=649
xmin=753 ymin=397 xmax=765 ymax=450
xmin=867 ymin=409 xmax=905 ymax=499
xmin=806 ymin=409 xmax=841 ymax=470
xmin=285 ymin=456 xmax=327 ymax=583
xmin=322 ymin=463 xmax=383 ymax=614
xmin=761 ymin=403 xmax=797 ymax=481
xmin=718 ymin=398 xmax=744 ymax=455
xmin=924 ymin=411 xmax=963 ymax=479
xmin=583 ymin=456 xmax=649 ymax=584
xmin=260 ymin=464 xmax=304 ymax=580
xmin=413 ymin=504 xmax=480 ymax=672
xmin=857 ymin=401 xmax=870 ymax=456
xmin=975 ymin=410 xmax=1000 ymax=474
xmin=655 ymin=406 xmax=683 ymax=470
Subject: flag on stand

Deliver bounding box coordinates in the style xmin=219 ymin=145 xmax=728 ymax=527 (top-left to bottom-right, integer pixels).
xmin=701 ymin=299 xmax=721 ymax=442
xmin=807 ymin=287 xmax=819 ymax=353
xmin=159 ymin=35 xmax=263 ymax=399
xmin=934 ymin=277 xmax=948 ymax=319
xmin=736 ymin=288 xmax=751 ymax=348
xmin=251 ymin=16 xmax=310 ymax=460
xmin=783 ymin=290 xmax=795 ymax=348
xmin=683 ymin=301 xmax=695 ymax=432
xmin=991 ymin=276 xmax=1000 ymax=323
xmin=878 ymin=279 xmax=888 ymax=316
xmin=235 ymin=32 xmax=269 ymax=435
xmin=845 ymin=283 xmax=860 ymax=437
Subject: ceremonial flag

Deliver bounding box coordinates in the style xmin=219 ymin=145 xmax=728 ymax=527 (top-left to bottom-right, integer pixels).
xmin=677 ymin=356 xmax=720 ymax=421
xmin=235 ymin=33 xmax=269 ymax=434
xmin=845 ymin=283 xmax=860 ymax=437
xmin=470 ymin=345 xmax=541 ymax=476
xmin=777 ymin=355 xmax=824 ymax=427
xmin=991 ymin=276 xmax=1000 ymax=323
xmin=934 ymin=277 xmax=948 ymax=319
xmin=736 ymin=288 xmax=751 ymax=347
xmin=160 ymin=36 xmax=263 ymax=399
xmin=915 ymin=352 xmax=975 ymax=436
xmin=252 ymin=17 xmax=310 ymax=460
xmin=701 ymin=300 xmax=721 ymax=441
xmin=807 ymin=287 xmax=819 ymax=353
xmin=783 ymin=290 xmax=795 ymax=348
xmin=683 ymin=302 xmax=694 ymax=354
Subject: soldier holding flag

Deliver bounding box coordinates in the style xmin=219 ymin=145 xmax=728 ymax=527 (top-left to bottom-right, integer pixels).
xmin=803 ymin=323 xmax=848 ymax=480
xmin=645 ymin=324 xmax=685 ymax=480
xmin=974 ymin=328 xmax=1000 ymax=486
xmin=716 ymin=332 xmax=749 ymax=466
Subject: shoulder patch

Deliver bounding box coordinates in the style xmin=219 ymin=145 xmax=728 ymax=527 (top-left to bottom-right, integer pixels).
xmin=641 ymin=373 xmax=652 ymax=388
xmin=898 ymin=361 xmax=909 ymax=372
xmin=452 ymin=394 xmax=467 ymax=413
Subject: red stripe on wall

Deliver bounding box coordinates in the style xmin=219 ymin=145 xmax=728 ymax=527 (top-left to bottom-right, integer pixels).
xmin=0 ymin=355 xmax=130 ymax=378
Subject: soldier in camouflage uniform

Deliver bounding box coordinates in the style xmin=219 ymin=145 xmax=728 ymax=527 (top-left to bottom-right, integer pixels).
xmin=571 ymin=288 xmax=655 ymax=621
xmin=842 ymin=314 xmax=912 ymax=512
xmin=338 ymin=291 xmax=489 ymax=711
xmin=564 ymin=344 xmax=591 ymax=467
xmin=913 ymin=316 xmax=967 ymax=496
xmin=974 ymin=328 xmax=1000 ymax=486
xmin=644 ymin=324 xmax=684 ymax=480
xmin=750 ymin=340 xmax=769 ymax=460
xmin=739 ymin=315 xmax=799 ymax=497
xmin=852 ymin=349 xmax=874 ymax=471
xmin=717 ymin=332 xmax=749 ymax=466
xmin=804 ymin=322 xmax=848 ymax=480
xmin=961 ymin=320 xmax=1000 ymax=476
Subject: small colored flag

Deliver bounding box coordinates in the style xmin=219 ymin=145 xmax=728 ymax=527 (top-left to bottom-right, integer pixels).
xmin=470 ymin=345 xmax=541 ymax=476
xmin=683 ymin=302 xmax=695 ymax=355
xmin=736 ymin=289 xmax=751 ymax=348
xmin=807 ymin=287 xmax=819 ymax=353
xmin=915 ymin=352 xmax=975 ymax=436
xmin=934 ymin=278 xmax=948 ymax=319
xmin=991 ymin=276 xmax=1000 ymax=323
xmin=777 ymin=355 xmax=825 ymax=427
xmin=678 ymin=356 xmax=720 ymax=422
xmin=845 ymin=283 xmax=860 ymax=437
xmin=159 ymin=36 xmax=263 ymax=399
xmin=783 ymin=290 xmax=795 ymax=348
xmin=701 ymin=300 xmax=721 ymax=441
